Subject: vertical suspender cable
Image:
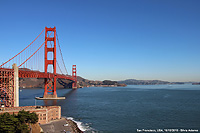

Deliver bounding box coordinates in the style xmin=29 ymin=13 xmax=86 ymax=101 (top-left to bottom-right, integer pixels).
xmin=56 ymin=33 xmax=68 ymax=74
xmin=0 ymin=28 xmax=45 ymax=68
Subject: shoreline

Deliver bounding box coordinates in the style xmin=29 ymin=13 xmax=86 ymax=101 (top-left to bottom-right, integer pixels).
xmin=40 ymin=117 xmax=83 ymax=133
xmin=66 ymin=118 xmax=84 ymax=133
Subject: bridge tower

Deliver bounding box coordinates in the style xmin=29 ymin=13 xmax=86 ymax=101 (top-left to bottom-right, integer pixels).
xmin=43 ymin=27 xmax=57 ymax=98
xmin=72 ymin=65 xmax=77 ymax=89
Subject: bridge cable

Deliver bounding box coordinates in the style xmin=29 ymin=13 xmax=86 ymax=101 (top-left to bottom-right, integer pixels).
xmin=18 ymin=31 xmax=53 ymax=68
xmin=56 ymin=33 xmax=68 ymax=75
xmin=47 ymin=32 xmax=68 ymax=75
xmin=56 ymin=61 xmax=63 ymax=74
xmin=47 ymin=32 xmax=63 ymax=74
xmin=0 ymin=28 xmax=45 ymax=68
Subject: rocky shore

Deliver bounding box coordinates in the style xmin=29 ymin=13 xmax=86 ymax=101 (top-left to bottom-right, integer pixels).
xmin=66 ymin=119 xmax=83 ymax=133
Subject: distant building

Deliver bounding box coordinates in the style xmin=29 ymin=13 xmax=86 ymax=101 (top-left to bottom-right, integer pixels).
xmin=0 ymin=106 xmax=61 ymax=124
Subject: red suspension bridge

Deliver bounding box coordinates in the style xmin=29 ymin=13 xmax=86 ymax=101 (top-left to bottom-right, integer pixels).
xmin=0 ymin=27 xmax=77 ymax=107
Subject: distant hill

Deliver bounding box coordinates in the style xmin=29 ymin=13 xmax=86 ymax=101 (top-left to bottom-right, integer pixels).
xmin=19 ymin=75 xmax=126 ymax=89
xmin=192 ymin=82 xmax=200 ymax=85
xmin=19 ymin=78 xmax=72 ymax=88
xmin=118 ymin=79 xmax=184 ymax=85
xmin=77 ymin=77 xmax=126 ymax=87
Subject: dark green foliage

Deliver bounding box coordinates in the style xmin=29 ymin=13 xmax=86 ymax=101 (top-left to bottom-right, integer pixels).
xmin=17 ymin=110 xmax=38 ymax=124
xmin=28 ymin=112 xmax=38 ymax=124
xmin=0 ymin=110 xmax=38 ymax=133
xmin=0 ymin=113 xmax=18 ymax=133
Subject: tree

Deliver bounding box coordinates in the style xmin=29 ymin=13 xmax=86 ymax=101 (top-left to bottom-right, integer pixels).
xmin=0 ymin=113 xmax=18 ymax=133
xmin=28 ymin=112 xmax=38 ymax=124
xmin=0 ymin=110 xmax=38 ymax=133
xmin=17 ymin=110 xmax=38 ymax=124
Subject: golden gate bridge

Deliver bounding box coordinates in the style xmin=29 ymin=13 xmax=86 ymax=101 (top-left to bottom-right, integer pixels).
xmin=0 ymin=27 xmax=77 ymax=107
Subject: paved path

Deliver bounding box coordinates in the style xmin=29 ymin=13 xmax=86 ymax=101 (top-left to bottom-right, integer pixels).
xmin=40 ymin=118 xmax=73 ymax=133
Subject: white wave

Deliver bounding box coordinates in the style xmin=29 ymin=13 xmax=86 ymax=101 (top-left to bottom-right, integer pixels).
xmin=66 ymin=117 xmax=92 ymax=132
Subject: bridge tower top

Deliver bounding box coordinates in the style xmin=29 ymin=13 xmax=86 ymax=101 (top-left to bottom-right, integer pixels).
xmin=44 ymin=27 xmax=56 ymax=74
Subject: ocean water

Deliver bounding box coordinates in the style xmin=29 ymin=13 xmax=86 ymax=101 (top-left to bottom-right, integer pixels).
xmin=20 ymin=84 xmax=200 ymax=132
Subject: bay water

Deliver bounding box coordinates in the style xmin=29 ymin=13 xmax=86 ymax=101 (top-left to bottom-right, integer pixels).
xmin=20 ymin=84 xmax=200 ymax=132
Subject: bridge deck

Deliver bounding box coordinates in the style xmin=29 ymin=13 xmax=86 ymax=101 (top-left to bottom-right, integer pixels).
xmin=0 ymin=68 xmax=74 ymax=81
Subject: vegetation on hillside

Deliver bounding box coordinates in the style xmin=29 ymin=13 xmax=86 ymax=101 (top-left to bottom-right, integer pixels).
xmin=118 ymin=79 xmax=185 ymax=85
xmin=78 ymin=77 xmax=126 ymax=87
xmin=102 ymin=80 xmax=118 ymax=85
xmin=0 ymin=110 xmax=38 ymax=133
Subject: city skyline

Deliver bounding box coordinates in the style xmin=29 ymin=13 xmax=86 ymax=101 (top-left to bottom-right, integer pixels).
xmin=0 ymin=0 xmax=200 ymax=82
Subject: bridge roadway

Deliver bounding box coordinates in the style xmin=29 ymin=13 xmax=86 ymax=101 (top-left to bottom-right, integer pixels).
xmin=0 ymin=68 xmax=74 ymax=81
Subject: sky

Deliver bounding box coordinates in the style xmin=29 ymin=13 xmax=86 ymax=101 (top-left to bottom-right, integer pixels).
xmin=0 ymin=0 xmax=200 ymax=82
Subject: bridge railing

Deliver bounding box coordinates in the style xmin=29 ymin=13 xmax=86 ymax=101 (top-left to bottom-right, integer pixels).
xmin=18 ymin=70 xmax=74 ymax=81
